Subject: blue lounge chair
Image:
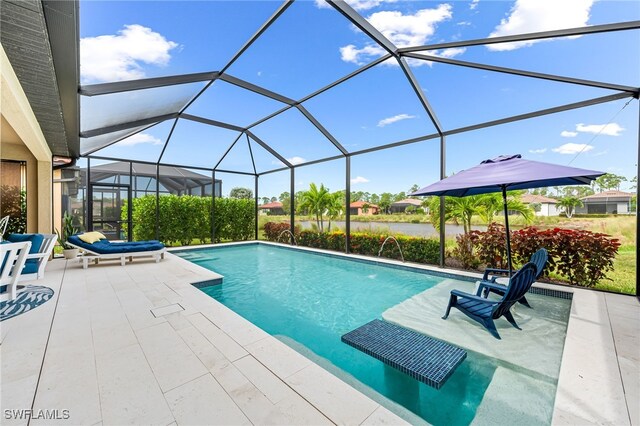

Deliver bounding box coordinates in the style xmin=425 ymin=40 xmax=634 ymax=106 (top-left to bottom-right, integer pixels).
xmin=478 ymin=248 xmax=548 ymax=308
xmin=4 ymin=233 xmax=57 ymax=281
xmin=67 ymin=234 xmax=165 ymax=269
xmin=442 ymin=262 xmax=538 ymax=339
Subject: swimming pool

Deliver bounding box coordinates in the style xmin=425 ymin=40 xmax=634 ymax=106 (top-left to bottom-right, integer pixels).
xmin=176 ymin=243 xmax=570 ymax=425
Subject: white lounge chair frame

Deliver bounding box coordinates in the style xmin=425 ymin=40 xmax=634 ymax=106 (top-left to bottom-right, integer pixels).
xmin=1 ymin=241 xmax=31 ymax=299
xmin=66 ymin=241 xmax=166 ymax=269
xmin=0 ymin=215 xmax=9 ymax=241
xmin=20 ymin=233 xmax=57 ymax=281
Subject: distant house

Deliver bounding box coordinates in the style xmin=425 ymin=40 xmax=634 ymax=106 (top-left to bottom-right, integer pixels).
xmin=258 ymin=201 xmax=284 ymax=215
xmin=520 ymin=193 xmax=559 ymax=217
xmin=390 ymin=198 xmax=426 ymax=214
xmin=575 ymin=191 xmax=633 ymax=215
xmin=350 ymin=201 xmax=379 ymax=216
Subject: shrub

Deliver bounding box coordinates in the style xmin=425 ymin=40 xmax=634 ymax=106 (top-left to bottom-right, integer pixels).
xmin=459 ymin=222 xmax=620 ymax=287
xmin=470 ymin=223 xmax=508 ymax=269
xmin=263 ymin=222 xmax=298 ymax=243
xmin=125 ymin=195 xmax=254 ymax=245
xmin=452 ymin=233 xmax=481 ymax=270
xmin=399 ymin=236 xmax=440 ymax=264
xmin=263 ymin=222 xmax=439 ymax=265
xmin=214 ymin=197 xmax=255 ymax=242
xmin=534 ymin=228 xmax=620 ymax=287
xmin=0 ymin=185 xmax=26 ymax=234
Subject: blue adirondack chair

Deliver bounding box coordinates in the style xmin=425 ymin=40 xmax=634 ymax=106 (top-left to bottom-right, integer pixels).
xmin=442 ymin=262 xmax=538 ymax=339
xmin=478 ymin=248 xmax=548 ymax=308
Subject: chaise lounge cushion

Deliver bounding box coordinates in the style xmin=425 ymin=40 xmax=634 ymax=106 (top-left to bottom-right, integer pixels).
xmin=6 ymin=233 xmax=44 ymax=271
xmin=6 ymin=233 xmax=44 ymax=255
xmin=68 ymin=234 xmax=164 ymax=254
xmin=78 ymin=231 xmax=107 ymax=244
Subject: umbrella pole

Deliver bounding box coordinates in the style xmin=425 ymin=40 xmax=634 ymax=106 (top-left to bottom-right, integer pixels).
xmin=501 ymin=186 xmax=513 ymax=276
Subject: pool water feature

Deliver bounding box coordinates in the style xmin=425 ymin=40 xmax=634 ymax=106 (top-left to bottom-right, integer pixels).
xmin=176 ymin=244 xmax=570 ymax=425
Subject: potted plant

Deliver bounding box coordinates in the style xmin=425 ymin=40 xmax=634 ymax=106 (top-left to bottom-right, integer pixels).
xmin=56 ymin=212 xmax=79 ymax=259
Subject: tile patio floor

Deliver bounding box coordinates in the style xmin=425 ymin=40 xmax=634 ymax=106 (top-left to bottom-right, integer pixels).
xmin=1 ymin=246 xmax=638 ymax=425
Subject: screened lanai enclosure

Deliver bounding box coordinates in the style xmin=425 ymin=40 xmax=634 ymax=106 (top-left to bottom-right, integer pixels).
xmin=72 ymin=1 xmax=639 ymax=292
xmin=57 ymin=160 xmax=221 ymax=239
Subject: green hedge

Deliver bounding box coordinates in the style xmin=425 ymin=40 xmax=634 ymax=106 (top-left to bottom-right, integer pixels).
xmin=123 ymin=195 xmax=255 ymax=245
xmin=263 ymin=222 xmax=439 ymax=264
xmin=214 ymin=197 xmax=256 ymax=242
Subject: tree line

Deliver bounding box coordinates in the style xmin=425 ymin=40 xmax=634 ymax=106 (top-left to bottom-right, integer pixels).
xmin=236 ymin=171 xmax=637 ymax=231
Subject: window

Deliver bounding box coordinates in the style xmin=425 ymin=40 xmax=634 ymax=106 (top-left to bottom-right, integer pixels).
xmin=0 ymin=160 xmax=27 ymax=234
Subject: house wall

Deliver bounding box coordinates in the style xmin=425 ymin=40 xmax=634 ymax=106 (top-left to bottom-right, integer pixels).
xmin=617 ymin=202 xmax=629 ymax=214
xmin=360 ymin=207 xmax=378 ymax=216
xmin=538 ymin=204 xmax=549 ymax=216
xmin=350 ymin=207 xmax=378 ymax=216
xmin=575 ymin=205 xmax=588 ymax=214
xmin=390 ymin=204 xmax=427 ymax=214
xmin=575 ymin=201 xmax=630 ymax=215
xmin=1 ymin=45 xmax=53 ymax=233
xmin=531 ymin=203 xmax=559 ymax=217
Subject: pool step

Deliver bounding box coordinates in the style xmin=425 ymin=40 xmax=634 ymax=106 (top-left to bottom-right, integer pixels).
xmin=341 ymin=319 xmax=466 ymax=390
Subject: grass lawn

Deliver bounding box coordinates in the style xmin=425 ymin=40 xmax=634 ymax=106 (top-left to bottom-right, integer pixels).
xmin=595 ymin=245 xmax=636 ymax=294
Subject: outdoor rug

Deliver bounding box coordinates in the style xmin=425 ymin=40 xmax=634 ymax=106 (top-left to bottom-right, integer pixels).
xmin=0 ymin=285 xmax=55 ymax=322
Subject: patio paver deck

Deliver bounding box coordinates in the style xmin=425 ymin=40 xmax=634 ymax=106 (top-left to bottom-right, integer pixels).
xmin=0 ymin=253 xmax=408 ymax=426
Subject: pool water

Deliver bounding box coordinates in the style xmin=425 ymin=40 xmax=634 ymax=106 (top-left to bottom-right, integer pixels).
xmin=177 ymin=244 xmax=518 ymax=425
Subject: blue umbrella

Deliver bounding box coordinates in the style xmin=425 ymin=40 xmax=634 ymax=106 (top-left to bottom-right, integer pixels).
xmin=410 ymin=154 xmax=604 ymax=274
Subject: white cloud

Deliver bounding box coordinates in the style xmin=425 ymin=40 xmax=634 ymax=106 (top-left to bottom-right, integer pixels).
xmin=287 ymin=156 xmax=306 ymax=165
xmin=487 ymin=0 xmax=593 ymax=51
xmin=591 ymin=150 xmax=608 ymax=157
xmin=339 ymin=4 xmax=453 ymax=65
xmin=457 ymin=21 xmax=472 ymax=26
xmin=377 ymin=113 xmax=416 ymax=127
xmin=81 ymin=24 xmax=178 ymax=83
xmin=561 ymin=130 xmax=578 ymax=138
xmin=552 ymin=143 xmax=594 ymax=154
xmin=257 ymin=71 xmax=262 ymax=77
xmin=339 ymin=44 xmax=386 ymax=64
xmin=368 ymin=6 xmax=452 ymax=46
xmin=528 ymin=148 xmax=547 ymax=154
xmin=576 ymin=123 xmax=624 ymax=136
xmin=437 ymin=47 xmax=467 ymax=58
xmin=351 ymin=176 xmax=370 ymax=184
xmin=315 ymin=0 xmax=397 ymax=11
xmin=470 ymin=0 xmax=480 ymax=10
xmin=271 ymin=156 xmax=307 ymax=166
xmin=116 ymin=133 xmax=163 ymax=146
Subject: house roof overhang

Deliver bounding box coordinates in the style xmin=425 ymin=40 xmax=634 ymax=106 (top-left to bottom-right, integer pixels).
xmin=0 ymin=0 xmax=79 ymax=158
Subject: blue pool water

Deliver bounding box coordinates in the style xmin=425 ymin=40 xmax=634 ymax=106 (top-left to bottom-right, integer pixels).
xmin=177 ymin=244 xmax=498 ymax=425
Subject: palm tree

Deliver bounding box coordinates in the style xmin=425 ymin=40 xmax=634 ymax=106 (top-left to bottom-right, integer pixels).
xmin=429 ymin=196 xmax=482 ymax=234
xmin=299 ymin=183 xmax=330 ymax=231
xmin=429 ymin=193 xmax=534 ymax=234
xmin=449 ymin=196 xmax=484 ymax=234
xmin=476 ymin=192 xmax=534 ymax=225
xmin=557 ymin=196 xmax=583 ymax=218
xmin=325 ymin=192 xmax=343 ymax=232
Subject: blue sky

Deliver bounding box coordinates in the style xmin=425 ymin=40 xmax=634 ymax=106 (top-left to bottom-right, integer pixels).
xmin=79 ymin=0 xmax=639 ymax=197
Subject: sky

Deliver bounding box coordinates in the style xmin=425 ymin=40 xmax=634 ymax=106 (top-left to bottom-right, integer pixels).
xmin=79 ymin=0 xmax=640 ymax=198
